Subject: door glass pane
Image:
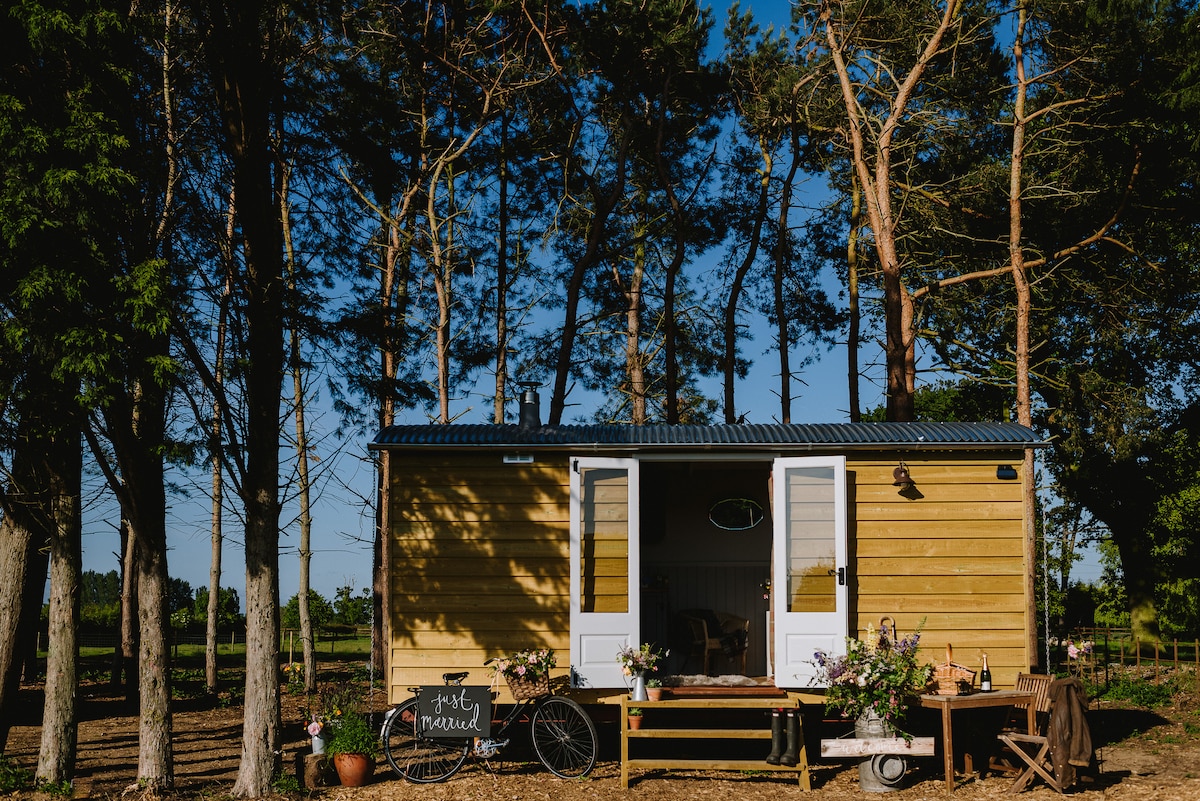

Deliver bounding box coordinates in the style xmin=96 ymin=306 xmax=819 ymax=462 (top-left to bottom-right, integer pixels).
xmin=579 ymin=467 xmax=629 ymax=613
xmin=784 ymin=466 xmax=836 ymax=613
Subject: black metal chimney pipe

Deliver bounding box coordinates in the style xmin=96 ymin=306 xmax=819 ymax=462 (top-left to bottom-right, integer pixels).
xmin=518 ymin=382 xmax=541 ymax=429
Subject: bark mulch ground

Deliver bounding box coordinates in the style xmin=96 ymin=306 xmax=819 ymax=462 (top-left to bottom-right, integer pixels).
xmin=4 ymin=675 xmax=1200 ymax=801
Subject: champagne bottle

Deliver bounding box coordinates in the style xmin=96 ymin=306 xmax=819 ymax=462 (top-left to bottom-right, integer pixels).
xmin=980 ymin=653 xmax=993 ymax=692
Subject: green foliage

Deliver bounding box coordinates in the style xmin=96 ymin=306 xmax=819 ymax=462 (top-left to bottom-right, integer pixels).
xmin=862 ymin=379 xmax=1010 ymax=423
xmin=0 ymin=755 xmax=34 ymax=792
xmin=1100 ymin=675 xmax=1177 ymax=709
xmin=169 ymin=578 xmax=193 ymax=614
xmin=326 ymin=709 xmax=379 ymax=758
xmin=193 ymin=587 xmax=244 ymax=629
xmin=282 ymin=590 xmax=334 ymax=631
xmin=332 ymin=585 xmax=371 ymax=627
xmin=271 ymin=771 xmax=303 ymax=795
xmin=38 ymin=779 xmax=73 ymax=797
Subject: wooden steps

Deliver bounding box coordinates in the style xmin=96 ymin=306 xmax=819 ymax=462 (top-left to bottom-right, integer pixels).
xmin=619 ymin=694 xmax=811 ymax=790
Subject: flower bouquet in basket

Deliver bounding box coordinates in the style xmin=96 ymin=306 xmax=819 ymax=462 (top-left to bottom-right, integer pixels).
xmin=490 ymin=648 xmax=556 ymax=700
xmin=811 ymin=620 xmax=933 ymax=730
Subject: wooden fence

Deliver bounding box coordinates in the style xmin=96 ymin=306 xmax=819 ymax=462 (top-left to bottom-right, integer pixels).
xmin=1063 ymin=627 xmax=1200 ymax=684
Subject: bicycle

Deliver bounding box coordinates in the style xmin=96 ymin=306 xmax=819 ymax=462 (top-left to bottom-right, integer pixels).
xmin=380 ymin=663 xmax=598 ymax=783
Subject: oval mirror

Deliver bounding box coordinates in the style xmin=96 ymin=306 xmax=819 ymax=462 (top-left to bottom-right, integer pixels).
xmin=708 ymin=497 xmax=764 ymax=531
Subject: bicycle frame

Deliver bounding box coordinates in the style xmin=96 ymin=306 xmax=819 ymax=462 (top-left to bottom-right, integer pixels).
xmin=381 ymin=668 xmax=598 ymax=782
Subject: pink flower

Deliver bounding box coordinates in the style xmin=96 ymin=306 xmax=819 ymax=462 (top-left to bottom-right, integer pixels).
xmin=307 ymin=721 xmax=323 ymax=737
xmin=1067 ymin=642 xmax=1080 ymax=659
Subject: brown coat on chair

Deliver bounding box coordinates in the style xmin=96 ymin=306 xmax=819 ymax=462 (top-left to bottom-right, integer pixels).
xmin=1047 ymin=677 xmax=1093 ymax=788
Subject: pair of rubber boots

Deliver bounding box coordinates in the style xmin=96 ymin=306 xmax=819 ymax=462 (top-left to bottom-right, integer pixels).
xmin=765 ymin=709 xmax=800 ymax=766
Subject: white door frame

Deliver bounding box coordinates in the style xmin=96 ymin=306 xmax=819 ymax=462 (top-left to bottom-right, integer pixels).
xmin=771 ymin=455 xmax=849 ymax=688
xmin=569 ymin=456 xmax=640 ymax=689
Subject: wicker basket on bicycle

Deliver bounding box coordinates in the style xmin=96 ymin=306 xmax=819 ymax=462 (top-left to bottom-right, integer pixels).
xmin=930 ymin=644 xmax=976 ymax=696
xmin=505 ymin=672 xmax=551 ymax=701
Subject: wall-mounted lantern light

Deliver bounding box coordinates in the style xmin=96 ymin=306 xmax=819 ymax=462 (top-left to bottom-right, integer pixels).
xmin=996 ymin=464 xmax=1018 ymax=480
xmin=892 ymin=460 xmax=914 ymax=491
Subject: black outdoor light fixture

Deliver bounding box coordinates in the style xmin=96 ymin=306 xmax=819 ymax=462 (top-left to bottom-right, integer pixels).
xmin=892 ymin=460 xmax=914 ymax=491
xmin=996 ymin=464 xmax=1018 ymax=480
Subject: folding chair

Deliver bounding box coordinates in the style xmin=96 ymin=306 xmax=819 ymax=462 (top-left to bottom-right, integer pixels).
xmin=997 ymin=677 xmax=1092 ymax=793
xmin=992 ymin=673 xmax=1052 ymax=776
xmin=1010 ymin=673 xmax=1053 ymax=734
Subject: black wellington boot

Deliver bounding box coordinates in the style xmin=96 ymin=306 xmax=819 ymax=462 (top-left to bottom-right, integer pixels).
xmin=780 ymin=710 xmax=800 ymax=767
xmin=765 ymin=710 xmax=784 ymax=765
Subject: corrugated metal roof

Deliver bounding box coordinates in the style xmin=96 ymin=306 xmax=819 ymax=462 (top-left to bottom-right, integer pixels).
xmin=372 ymin=422 xmax=1045 ymax=451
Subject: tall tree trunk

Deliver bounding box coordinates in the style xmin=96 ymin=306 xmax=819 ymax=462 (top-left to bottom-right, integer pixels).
xmin=114 ymin=521 xmax=139 ymax=698
xmin=0 ymin=458 xmax=48 ymax=750
xmin=207 ymin=192 xmax=235 ymax=697
xmin=772 ymin=129 xmax=804 ymax=424
xmin=823 ymin=2 xmax=962 ymax=421
xmin=1009 ymin=0 xmax=1040 ymax=670
xmin=283 ymin=173 xmax=317 ymax=693
xmin=199 ymin=1 xmax=286 ymax=793
xmin=134 ymin=472 xmax=173 ymax=789
xmin=723 ymin=152 xmax=771 ymax=423
xmin=39 ymin=465 xmax=82 ymax=786
xmin=0 ymin=514 xmax=31 ymax=751
xmin=845 ymin=176 xmax=863 ymax=423
xmin=494 ymin=113 xmax=511 ymax=424
xmin=548 ymin=142 xmax=629 ymax=425
xmin=621 ymin=215 xmax=647 ymax=424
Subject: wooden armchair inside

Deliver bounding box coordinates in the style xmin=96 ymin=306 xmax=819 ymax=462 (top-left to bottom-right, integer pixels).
xmin=680 ymin=610 xmax=749 ymax=675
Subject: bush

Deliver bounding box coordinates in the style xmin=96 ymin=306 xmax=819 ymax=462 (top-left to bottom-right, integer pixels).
xmin=0 ymin=755 xmax=34 ymax=792
xmin=326 ymin=711 xmax=379 ymax=758
xmin=1100 ymin=674 xmax=1177 ymax=708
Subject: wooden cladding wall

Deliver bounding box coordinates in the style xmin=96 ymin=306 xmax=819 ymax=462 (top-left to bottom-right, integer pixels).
xmin=386 ymin=453 xmax=572 ymax=701
xmin=848 ymin=455 xmax=1028 ymax=687
xmin=382 ymin=448 xmax=1032 ymax=699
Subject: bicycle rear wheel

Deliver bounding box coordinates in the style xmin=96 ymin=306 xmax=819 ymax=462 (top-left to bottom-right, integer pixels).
xmin=381 ymin=698 xmax=470 ymax=783
xmin=529 ymin=696 xmax=598 ymax=778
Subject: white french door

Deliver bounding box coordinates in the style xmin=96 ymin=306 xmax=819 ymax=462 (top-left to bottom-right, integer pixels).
xmin=569 ymin=457 xmax=640 ymax=688
xmin=771 ymin=456 xmax=849 ymax=688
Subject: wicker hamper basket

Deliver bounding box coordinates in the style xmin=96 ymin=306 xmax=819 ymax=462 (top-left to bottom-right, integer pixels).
xmin=930 ymin=644 xmax=976 ymax=696
xmin=505 ymin=672 xmax=551 ymax=701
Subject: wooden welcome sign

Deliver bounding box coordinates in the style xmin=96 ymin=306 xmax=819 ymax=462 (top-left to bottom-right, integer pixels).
xmin=417 ymin=686 xmax=492 ymax=738
xmin=820 ymin=737 xmax=935 ymax=757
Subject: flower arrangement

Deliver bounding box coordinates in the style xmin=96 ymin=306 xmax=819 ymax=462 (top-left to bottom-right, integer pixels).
xmin=1067 ymin=640 xmax=1093 ymax=660
xmin=282 ymin=661 xmax=304 ymax=687
xmin=489 ymin=648 xmax=557 ymax=681
xmin=301 ymin=683 xmax=360 ymax=737
xmin=616 ymin=642 xmax=667 ymax=675
xmin=811 ymin=622 xmax=933 ymax=728
xmin=303 ymin=706 xmax=336 ymax=737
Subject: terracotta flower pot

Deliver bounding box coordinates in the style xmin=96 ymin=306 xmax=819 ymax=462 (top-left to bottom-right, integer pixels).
xmin=646 ymin=687 xmax=664 ymax=702
xmin=333 ymin=753 xmax=375 ymax=787
xmin=627 ymin=715 xmax=643 ymax=731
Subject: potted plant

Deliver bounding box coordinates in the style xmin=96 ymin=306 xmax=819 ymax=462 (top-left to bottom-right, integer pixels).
xmin=326 ymin=709 xmax=380 ymax=786
xmin=646 ymin=678 xmax=664 ymax=702
xmin=626 ymin=707 xmax=644 ymax=730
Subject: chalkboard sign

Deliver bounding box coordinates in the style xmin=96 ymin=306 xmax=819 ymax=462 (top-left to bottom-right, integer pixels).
xmin=416 ymin=686 xmax=492 ymax=738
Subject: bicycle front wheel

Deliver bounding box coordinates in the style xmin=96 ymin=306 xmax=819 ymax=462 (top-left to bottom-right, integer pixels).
xmin=529 ymin=696 xmax=598 ymax=778
xmin=381 ymin=698 xmax=470 ymax=783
